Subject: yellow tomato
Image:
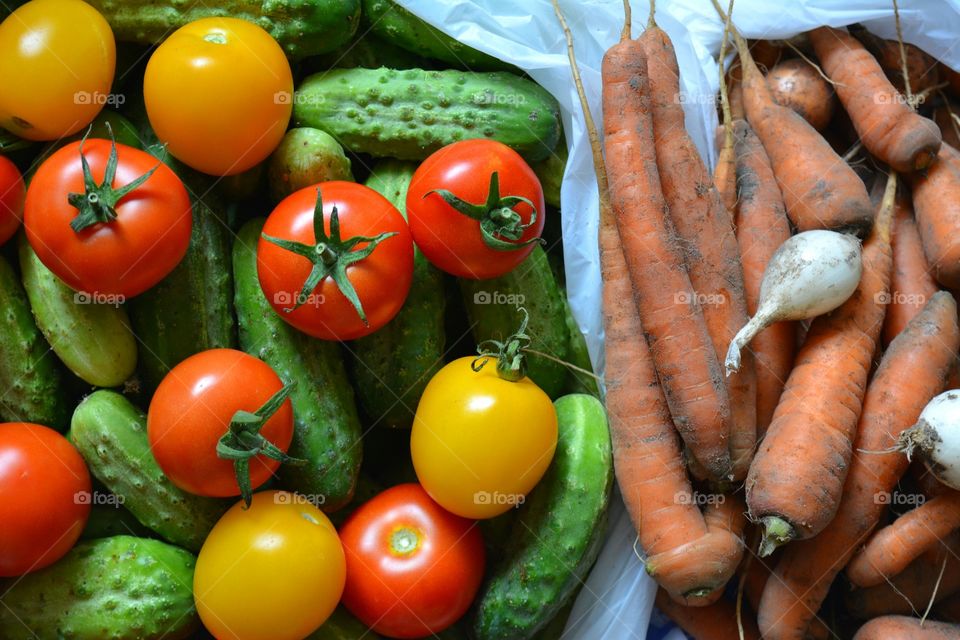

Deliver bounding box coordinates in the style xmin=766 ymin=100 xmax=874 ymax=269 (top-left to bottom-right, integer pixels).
xmin=0 ymin=0 xmax=115 ymax=140
xmin=143 ymin=18 xmax=292 ymax=176
xmin=194 ymin=490 xmax=345 ymax=640
xmin=411 ymin=356 xmax=558 ymax=519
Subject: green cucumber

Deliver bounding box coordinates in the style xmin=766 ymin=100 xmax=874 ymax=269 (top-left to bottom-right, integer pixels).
xmin=79 ymin=503 xmax=156 ymax=541
xmin=294 ymin=67 xmax=561 ymax=162
xmin=561 ymin=293 xmax=599 ymax=396
xmin=0 ymin=252 xmax=71 ymax=429
xmin=267 ymin=127 xmax=353 ymax=202
xmin=128 ymin=149 xmax=237 ymax=392
xmin=0 ymin=536 xmax=198 ymax=640
xmin=69 ymin=390 xmax=229 ymax=551
xmin=532 ymin=138 xmax=567 ymax=209
xmin=459 ymin=246 xmax=570 ymax=398
xmin=233 ymin=219 xmax=362 ymax=511
xmin=18 ymin=237 xmax=137 ymax=388
xmin=472 ymin=394 xmax=613 ymax=640
xmin=84 ymin=0 xmax=361 ymax=59
xmin=362 ymin=0 xmax=512 ymax=71
xmin=348 ymin=160 xmax=446 ymax=428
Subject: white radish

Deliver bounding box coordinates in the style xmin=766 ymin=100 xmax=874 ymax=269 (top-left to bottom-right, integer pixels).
xmin=725 ymin=230 xmax=863 ymax=374
xmin=898 ymin=390 xmax=960 ymax=490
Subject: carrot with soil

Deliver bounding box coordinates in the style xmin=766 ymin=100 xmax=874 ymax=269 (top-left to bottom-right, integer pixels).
xmin=755 ymin=290 xmax=959 ymax=640
xmin=655 ymin=587 xmax=760 ymax=640
xmin=765 ymin=58 xmax=836 ymax=131
xmin=911 ymin=144 xmax=960 ymax=289
xmin=711 ymin=1 xmax=874 ymax=234
xmin=641 ymin=6 xmax=755 ymax=480
xmin=808 ymin=26 xmax=942 ymax=173
xmin=854 ymin=616 xmax=960 ymax=640
xmin=883 ymin=196 xmax=939 ymax=346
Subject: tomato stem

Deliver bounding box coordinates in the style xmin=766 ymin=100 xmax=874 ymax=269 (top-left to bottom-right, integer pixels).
xmin=261 ymin=188 xmax=397 ymax=324
xmin=389 ymin=526 xmax=422 ymax=556
xmin=472 ymin=307 xmax=531 ymax=382
xmin=216 ymin=381 xmax=305 ymax=508
xmin=424 ymin=171 xmax=542 ymax=252
xmin=68 ymin=125 xmax=160 ymax=233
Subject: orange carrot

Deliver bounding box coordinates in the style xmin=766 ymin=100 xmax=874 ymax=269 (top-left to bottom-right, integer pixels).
xmin=809 ymin=26 xmax=942 ymax=173
xmin=870 ymin=35 xmax=942 ymax=96
xmin=713 ymin=1 xmax=874 ymax=234
xmin=765 ymin=58 xmax=836 ymax=131
xmin=655 ymin=588 xmax=760 ymax=640
xmin=732 ymin=119 xmax=795 ymax=438
xmin=756 ymin=291 xmax=960 ymax=639
xmin=559 ymin=0 xmax=741 ymax=604
xmin=912 ymin=144 xmax=960 ymax=289
xmin=714 ymin=6 xmax=737 ymax=214
xmin=854 ymin=616 xmax=960 ymax=640
xmin=640 ymin=15 xmax=755 ymax=480
xmin=602 ymin=9 xmax=732 ymax=481
xmin=883 ymin=196 xmax=939 ymax=346
xmin=847 ymin=490 xmax=960 ymax=588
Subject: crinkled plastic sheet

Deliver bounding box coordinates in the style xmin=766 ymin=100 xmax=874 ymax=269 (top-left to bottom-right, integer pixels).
xmin=394 ymin=1 xmax=960 ymax=637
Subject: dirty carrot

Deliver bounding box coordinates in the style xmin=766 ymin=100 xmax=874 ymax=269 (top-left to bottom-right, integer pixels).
xmin=765 ymin=58 xmax=836 ymax=131
xmin=883 ymin=195 xmax=939 ymax=346
xmin=746 ymin=171 xmax=896 ymax=557
xmin=712 ymin=0 xmax=875 ymax=234
xmin=655 ymin=587 xmax=760 ymax=640
xmin=756 ymin=290 xmax=959 ymax=640
xmin=808 ymin=26 xmax=942 ymax=173
xmin=732 ymin=119 xmax=796 ymax=437
xmin=911 ymin=143 xmax=960 ymax=289
xmin=854 ymin=616 xmax=960 ymax=640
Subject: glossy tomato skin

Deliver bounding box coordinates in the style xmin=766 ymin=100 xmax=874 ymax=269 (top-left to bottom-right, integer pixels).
xmin=0 ymin=156 xmax=25 ymax=246
xmin=23 ymin=139 xmax=192 ymax=298
xmin=411 ymin=357 xmax=558 ymax=519
xmin=340 ymin=483 xmax=485 ymax=639
xmin=0 ymin=422 xmax=91 ymax=576
xmin=258 ymin=181 xmax=414 ymax=341
xmin=144 ymin=18 xmax=293 ymax=176
xmin=407 ymin=139 xmax=545 ymax=280
xmin=0 ymin=0 xmax=115 ymax=141
xmin=147 ymin=349 xmax=294 ymax=498
xmin=195 ymin=490 xmax=346 ymax=640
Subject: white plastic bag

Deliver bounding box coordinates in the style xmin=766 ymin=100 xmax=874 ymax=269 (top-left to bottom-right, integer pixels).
xmin=396 ymin=1 xmax=960 ymax=637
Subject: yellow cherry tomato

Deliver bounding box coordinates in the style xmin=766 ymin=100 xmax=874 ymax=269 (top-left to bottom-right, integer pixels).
xmin=143 ymin=18 xmax=292 ymax=176
xmin=194 ymin=490 xmax=345 ymax=640
xmin=0 ymin=0 xmax=115 ymax=141
xmin=411 ymin=356 xmax=558 ymax=519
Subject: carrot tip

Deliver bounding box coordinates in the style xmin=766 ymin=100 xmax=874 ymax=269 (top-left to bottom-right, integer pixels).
xmin=759 ymin=516 xmax=793 ymax=557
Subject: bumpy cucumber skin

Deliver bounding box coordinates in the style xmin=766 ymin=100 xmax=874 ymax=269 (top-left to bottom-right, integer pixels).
xmin=0 ymin=252 xmax=70 ymax=428
xmin=294 ymin=67 xmax=561 ymax=162
xmin=472 ymin=394 xmax=613 ymax=640
xmin=84 ymin=0 xmax=360 ymax=59
xmin=459 ymin=246 xmax=570 ymax=398
xmin=18 ymin=237 xmax=137 ymax=388
xmin=267 ymin=127 xmax=353 ymax=202
xmin=348 ymin=160 xmax=446 ymax=429
xmin=129 ymin=157 xmax=237 ymax=392
xmin=362 ymin=0 xmax=512 ymax=71
xmin=0 ymin=536 xmax=198 ymax=640
xmin=69 ymin=390 xmax=229 ymax=552
xmin=233 ymin=220 xmax=362 ymax=511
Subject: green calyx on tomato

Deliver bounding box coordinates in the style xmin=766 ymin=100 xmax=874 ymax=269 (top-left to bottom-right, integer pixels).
xmin=67 ymin=128 xmax=158 ymax=232
xmin=426 ymin=171 xmax=541 ymax=252
xmin=473 ymin=306 xmax=533 ymax=382
xmin=216 ymin=381 xmax=304 ymax=507
xmin=261 ymin=188 xmax=397 ymax=324
xmin=389 ymin=526 xmax=422 ymax=556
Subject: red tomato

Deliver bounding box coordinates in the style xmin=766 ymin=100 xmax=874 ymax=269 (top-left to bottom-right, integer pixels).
xmin=339 ymin=483 xmax=485 ymax=638
xmin=407 ymin=139 xmax=545 ymax=280
xmin=0 ymin=422 xmax=91 ymax=576
xmin=147 ymin=349 xmax=294 ymax=500
xmin=257 ymin=181 xmax=414 ymax=341
xmin=23 ymin=139 xmax=192 ymax=298
xmin=0 ymin=155 xmax=24 ymax=246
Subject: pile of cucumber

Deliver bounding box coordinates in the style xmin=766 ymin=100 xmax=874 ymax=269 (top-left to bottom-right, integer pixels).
xmin=0 ymin=2 xmax=611 ymax=639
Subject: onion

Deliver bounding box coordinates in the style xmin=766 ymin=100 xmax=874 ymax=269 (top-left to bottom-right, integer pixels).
xmin=898 ymin=390 xmax=960 ymax=490
xmin=725 ymin=230 xmax=863 ymax=374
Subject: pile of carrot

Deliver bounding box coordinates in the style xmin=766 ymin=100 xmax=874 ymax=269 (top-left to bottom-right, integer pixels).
xmin=557 ymin=0 xmax=960 ymax=636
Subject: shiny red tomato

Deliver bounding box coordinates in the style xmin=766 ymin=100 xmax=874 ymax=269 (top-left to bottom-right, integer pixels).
xmin=23 ymin=139 xmax=192 ymax=298
xmin=257 ymin=181 xmax=414 ymax=341
xmin=0 ymin=155 xmax=24 ymax=246
xmin=339 ymin=483 xmax=485 ymax=638
xmin=0 ymin=422 xmax=91 ymax=576
xmin=147 ymin=349 xmax=295 ymax=501
xmin=407 ymin=139 xmax=545 ymax=279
